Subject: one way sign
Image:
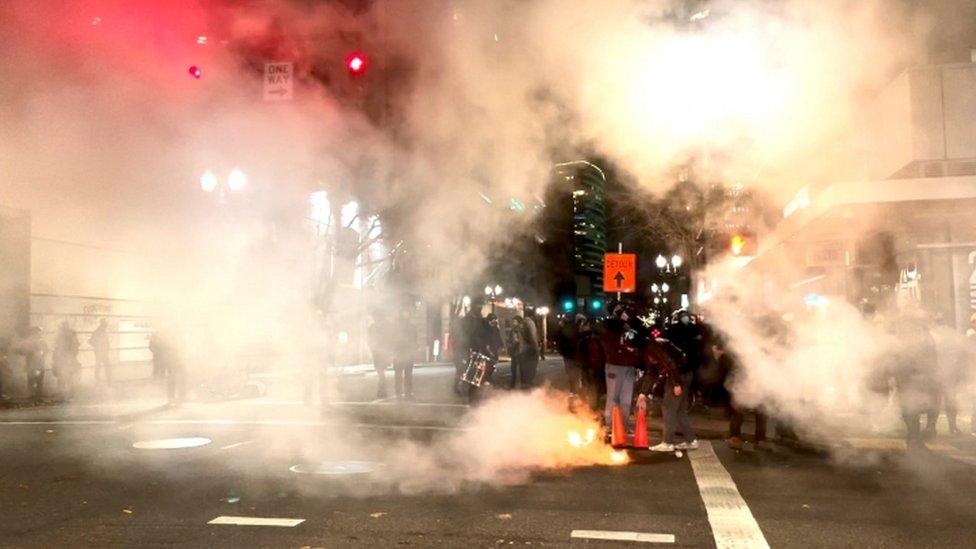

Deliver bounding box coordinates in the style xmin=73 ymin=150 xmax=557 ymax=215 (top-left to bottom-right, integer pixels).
xmin=603 ymin=253 xmax=636 ymax=294
xmin=264 ymin=62 xmax=293 ymax=101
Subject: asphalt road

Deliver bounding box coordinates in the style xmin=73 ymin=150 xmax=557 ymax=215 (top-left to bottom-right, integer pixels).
xmin=2 ymin=360 xmax=976 ymax=548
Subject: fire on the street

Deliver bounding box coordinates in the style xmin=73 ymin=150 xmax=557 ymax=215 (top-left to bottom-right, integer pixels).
xmin=566 ymin=427 xmax=629 ymax=466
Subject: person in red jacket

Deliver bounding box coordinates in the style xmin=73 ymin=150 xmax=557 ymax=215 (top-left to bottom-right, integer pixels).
xmin=600 ymin=303 xmax=640 ymax=432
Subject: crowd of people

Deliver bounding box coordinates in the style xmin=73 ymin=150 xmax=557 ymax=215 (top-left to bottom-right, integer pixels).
xmin=0 ymin=319 xmax=114 ymax=405
xmin=554 ymin=303 xmax=704 ymax=452
xmin=549 ymin=300 xmax=976 ymax=453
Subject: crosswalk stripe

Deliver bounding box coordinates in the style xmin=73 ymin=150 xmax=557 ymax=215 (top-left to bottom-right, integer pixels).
xmin=208 ymin=516 xmax=304 ymax=527
xmin=689 ymin=440 xmax=770 ymax=549
xmin=570 ymin=530 xmax=675 ymax=543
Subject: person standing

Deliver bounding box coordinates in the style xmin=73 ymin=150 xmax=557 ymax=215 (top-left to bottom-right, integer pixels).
xmin=576 ymin=316 xmax=606 ymax=410
xmin=651 ymin=312 xmax=699 ymax=452
xmin=89 ymin=318 xmax=111 ymax=386
xmin=887 ymin=309 xmax=939 ymax=451
xmin=16 ymin=327 xmax=49 ymax=404
xmin=150 ymin=328 xmax=186 ymax=405
xmin=393 ymin=309 xmax=417 ymax=400
xmin=506 ymin=317 xmax=523 ymax=389
xmin=665 ymin=310 xmax=704 ymax=394
xmin=714 ymin=334 xmax=767 ymax=450
xmin=367 ymin=314 xmax=392 ymax=399
xmin=52 ymin=321 xmax=81 ymax=402
xmin=556 ymin=316 xmax=582 ymax=395
xmin=449 ymin=314 xmax=466 ymax=387
xmin=0 ymin=338 xmax=10 ymax=403
xmin=600 ymin=303 xmax=640 ymax=433
xmin=517 ymin=311 xmax=540 ymax=389
xmin=482 ymin=313 xmax=505 ymax=384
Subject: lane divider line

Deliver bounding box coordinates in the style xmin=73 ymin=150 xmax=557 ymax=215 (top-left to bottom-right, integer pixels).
xmin=689 ymin=440 xmax=770 ymax=549
xmin=570 ymin=530 xmax=675 ymax=543
xmin=220 ymin=440 xmax=255 ymax=450
xmin=208 ymin=516 xmax=304 ymax=527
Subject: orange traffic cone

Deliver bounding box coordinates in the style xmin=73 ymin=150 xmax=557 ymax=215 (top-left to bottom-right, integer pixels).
xmin=633 ymin=395 xmax=649 ymax=448
xmin=611 ymin=405 xmax=627 ymax=448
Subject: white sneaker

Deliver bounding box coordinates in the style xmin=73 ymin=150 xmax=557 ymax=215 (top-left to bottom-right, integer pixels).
xmin=676 ymin=440 xmax=699 ymax=450
xmin=649 ymin=442 xmax=676 ymax=452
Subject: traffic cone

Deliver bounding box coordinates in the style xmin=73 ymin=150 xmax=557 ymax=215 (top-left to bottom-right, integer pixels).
xmin=611 ymin=405 xmax=627 ymax=448
xmin=633 ymin=395 xmax=649 ymax=448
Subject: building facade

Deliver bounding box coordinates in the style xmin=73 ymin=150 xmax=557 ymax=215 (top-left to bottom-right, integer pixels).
xmin=554 ymin=160 xmax=608 ymax=315
xmin=745 ymin=62 xmax=976 ymax=328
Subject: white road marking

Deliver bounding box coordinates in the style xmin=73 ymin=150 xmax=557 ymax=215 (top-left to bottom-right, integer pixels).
xmin=208 ymin=516 xmax=304 ymax=527
xmin=0 ymin=420 xmax=116 ymax=425
xmin=133 ymin=437 xmax=212 ymax=449
xmin=689 ymin=441 xmax=769 ymax=549
xmin=220 ymin=440 xmax=255 ymax=450
xmin=570 ymin=530 xmax=674 ymax=543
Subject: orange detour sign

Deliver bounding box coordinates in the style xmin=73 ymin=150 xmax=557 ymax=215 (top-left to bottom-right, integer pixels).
xmin=603 ymin=253 xmax=637 ymax=293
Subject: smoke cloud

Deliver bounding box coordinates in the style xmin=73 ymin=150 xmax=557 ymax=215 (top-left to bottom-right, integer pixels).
xmin=1 ymin=0 xmax=971 ymax=481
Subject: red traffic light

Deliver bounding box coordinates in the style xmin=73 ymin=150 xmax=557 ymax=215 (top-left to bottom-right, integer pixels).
xmin=345 ymin=52 xmax=367 ymax=75
xmin=188 ymin=65 xmax=201 ymax=79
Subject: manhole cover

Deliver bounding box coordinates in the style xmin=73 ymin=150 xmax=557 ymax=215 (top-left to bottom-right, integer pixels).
xmin=132 ymin=437 xmax=213 ymax=450
xmin=289 ymin=460 xmax=385 ymax=476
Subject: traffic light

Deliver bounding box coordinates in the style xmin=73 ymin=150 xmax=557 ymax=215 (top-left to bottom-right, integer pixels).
xmin=345 ymin=52 xmax=368 ymax=76
xmin=562 ymin=299 xmax=575 ymax=313
xmin=729 ymin=231 xmax=757 ymax=256
xmin=591 ymin=298 xmax=602 ymax=312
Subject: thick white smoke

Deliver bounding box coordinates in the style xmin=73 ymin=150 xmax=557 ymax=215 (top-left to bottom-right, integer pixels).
xmin=0 ymin=0 xmax=969 ymax=481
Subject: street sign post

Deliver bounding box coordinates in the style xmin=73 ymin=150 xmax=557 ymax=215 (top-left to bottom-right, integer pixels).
xmin=264 ymin=62 xmax=293 ymax=101
xmin=603 ymin=253 xmax=637 ymax=294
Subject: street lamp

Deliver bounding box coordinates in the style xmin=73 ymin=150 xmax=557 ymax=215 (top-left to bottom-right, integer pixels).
xmin=655 ymin=254 xmax=682 ymax=273
xmin=536 ymin=306 xmax=550 ymax=359
xmin=651 ymin=283 xmax=659 ymax=293
xmin=200 ymin=169 xmax=246 ymax=202
xmin=227 ymin=168 xmax=247 ymax=192
xmin=484 ymin=284 xmax=503 ymax=314
xmin=662 ymin=282 xmax=670 ymax=293
xmin=200 ymin=171 xmax=217 ymax=192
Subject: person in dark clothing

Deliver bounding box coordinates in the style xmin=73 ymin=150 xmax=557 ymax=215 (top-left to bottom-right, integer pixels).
xmin=929 ymin=314 xmax=969 ymax=435
xmin=0 ymin=338 xmax=10 ymax=402
xmin=651 ymin=336 xmax=697 ymax=451
xmin=600 ymin=303 xmax=641 ymax=431
xmin=886 ymin=309 xmax=939 ymax=451
xmin=480 ymin=313 xmax=505 ymax=384
xmin=555 ymin=316 xmax=582 ymax=395
xmin=393 ymin=310 xmax=417 ymax=400
xmin=449 ymin=314 xmax=468 ymax=387
xmin=149 ymin=329 xmax=186 ymax=405
xmin=665 ymin=310 xmax=704 ymax=376
xmin=89 ymin=318 xmax=112 ymax=386
xmin=52 ymin=321 xmax=81 ymax=401
xmin=506 ymin=317 xmax=523 ymax=389
xmin=516 ymin=312 xmax=541 ymax=389
xmin=714 ymin=333 xmax=767 ymax=450
xmin=15 ymin=327 xmax=48 ymax=404
xmin=576 ymin=317 xmax=606 ymax=410
xmin=367 ymin=316 xmax=392 ymax=399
